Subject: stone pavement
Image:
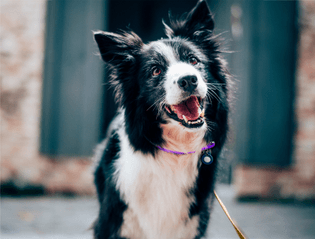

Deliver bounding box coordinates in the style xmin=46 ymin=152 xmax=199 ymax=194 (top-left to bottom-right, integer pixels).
xmin=1 ymin=184 xmax=315 ymax=239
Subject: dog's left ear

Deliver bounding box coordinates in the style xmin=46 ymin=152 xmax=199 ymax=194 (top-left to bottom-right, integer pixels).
xmin=93 ymin=30 xmax=143 ymax=65
xmin=164 ymin=0 xmax=214 ymax=39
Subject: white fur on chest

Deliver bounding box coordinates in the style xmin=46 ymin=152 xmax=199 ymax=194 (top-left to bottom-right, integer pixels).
xmin=114 ymin=127 xmax=201 ymax=239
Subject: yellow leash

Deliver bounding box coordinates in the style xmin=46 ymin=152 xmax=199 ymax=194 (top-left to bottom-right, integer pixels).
xmin=214 ymin=190 xmax=248 ymax=239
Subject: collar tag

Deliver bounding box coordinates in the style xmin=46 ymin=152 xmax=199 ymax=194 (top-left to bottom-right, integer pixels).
xmin=201 ymin=150 xmax=213 ymax=165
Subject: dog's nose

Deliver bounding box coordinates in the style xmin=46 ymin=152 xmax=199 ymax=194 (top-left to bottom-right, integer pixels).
xmin=177 ymin=75 xmax=198 ymax=93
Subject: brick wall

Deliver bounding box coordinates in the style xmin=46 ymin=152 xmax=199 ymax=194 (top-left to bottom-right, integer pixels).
xmin=235 ymin=0 xmax=315 ymax=201
xmin=0 ymin=0 xmax=94 ymax=195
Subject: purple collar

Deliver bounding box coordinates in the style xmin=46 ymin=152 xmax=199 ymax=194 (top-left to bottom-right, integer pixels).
xmin=156 ymin=141 xmax=215 ymax=155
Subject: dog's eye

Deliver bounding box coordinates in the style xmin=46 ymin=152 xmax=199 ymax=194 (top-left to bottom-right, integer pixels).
xmin=189 ymin=57 xmax=199 ymax=65
xmin=152 ymin=67 xmax=162 ymax=76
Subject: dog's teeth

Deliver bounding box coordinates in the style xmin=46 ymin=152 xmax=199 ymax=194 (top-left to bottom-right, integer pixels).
xmin=183 ymin=115 xmax=188 ymax=123
xmin=200 ymin=110 xmax=205 ymax=118
xmin=170 ymin=105 xmax=176 ymax=112
xmin=198 ymin=107 xmax=202 ymax=115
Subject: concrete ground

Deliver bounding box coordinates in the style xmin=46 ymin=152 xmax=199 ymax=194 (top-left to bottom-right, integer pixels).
xmin=1 ymin=184 xmax=315 ymax=239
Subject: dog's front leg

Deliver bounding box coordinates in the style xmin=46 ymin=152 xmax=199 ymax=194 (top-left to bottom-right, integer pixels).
xmin=93 ymin=184 xmax=127 ymax=239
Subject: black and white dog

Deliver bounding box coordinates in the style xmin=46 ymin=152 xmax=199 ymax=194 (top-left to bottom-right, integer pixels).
xmin=93 ymin=0 xmax=229 ymax=238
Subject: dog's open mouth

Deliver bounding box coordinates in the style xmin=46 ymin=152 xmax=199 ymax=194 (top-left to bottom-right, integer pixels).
xmin=165 ymin=95 xmax=205 ymax=128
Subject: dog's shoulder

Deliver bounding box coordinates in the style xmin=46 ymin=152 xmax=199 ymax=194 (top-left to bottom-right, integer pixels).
xmin=93 ymin=110 xmax=125 ymax=203
xmin=93 ymin=110 xmax=124 ymax=166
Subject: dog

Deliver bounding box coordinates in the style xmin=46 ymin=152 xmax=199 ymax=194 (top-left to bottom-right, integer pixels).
xmin=92 ymin=0 xmax=229 ymax=238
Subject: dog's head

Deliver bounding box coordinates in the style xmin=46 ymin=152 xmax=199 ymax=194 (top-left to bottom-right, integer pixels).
xmin=94 ymin=0 xmax=229 ymax=155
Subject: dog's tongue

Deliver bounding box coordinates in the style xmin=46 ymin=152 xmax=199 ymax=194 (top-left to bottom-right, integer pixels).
xmin=173 ymin=96 xmax=200 ymax=121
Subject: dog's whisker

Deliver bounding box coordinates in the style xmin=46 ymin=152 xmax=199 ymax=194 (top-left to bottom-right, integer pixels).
xmin=206 ymin=84 xmax=224 ymax=92
xmin=210 ymin=90 xmax=221 ymax=102
xmin=206 ymin=82 xmax=226 ymax=85
xmin=207 ymin=88 xmax=222 ymax=104
xmin=147 ymin=94 xmax=166 ymax=112
xmin=205 ymin=92 xmax=213 ymax=105
xmin=206 ymin=89 xmax=217 ymax=103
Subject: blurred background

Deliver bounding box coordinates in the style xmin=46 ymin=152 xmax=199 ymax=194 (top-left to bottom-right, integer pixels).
xmin=1 ymin=0 xmax=315 ymax=238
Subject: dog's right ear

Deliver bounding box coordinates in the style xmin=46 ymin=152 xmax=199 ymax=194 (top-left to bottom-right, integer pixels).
xmin=164 ymin=0 xmax=214 ymax=39
xmin=94 ymin=31 xmax=143 ymax=64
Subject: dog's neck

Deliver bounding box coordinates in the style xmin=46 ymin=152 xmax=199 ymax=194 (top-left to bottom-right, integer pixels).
xmin=157 ymin=123 xmax=206 ymax=169
xmin=160 ymin=122 xmax=206 ymax=155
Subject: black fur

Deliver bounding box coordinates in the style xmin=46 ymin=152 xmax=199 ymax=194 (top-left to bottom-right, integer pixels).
xmin=93 ymin=1 xmax=229 ymax=238
xmin=93 ymin=132 xmax=128 ymax=239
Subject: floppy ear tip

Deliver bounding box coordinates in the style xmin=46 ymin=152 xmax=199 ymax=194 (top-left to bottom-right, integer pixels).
xmin=93 ymin=30 xmax=103 ymax=35
xmin=93 ymin=30 xmax=106 ymax=43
